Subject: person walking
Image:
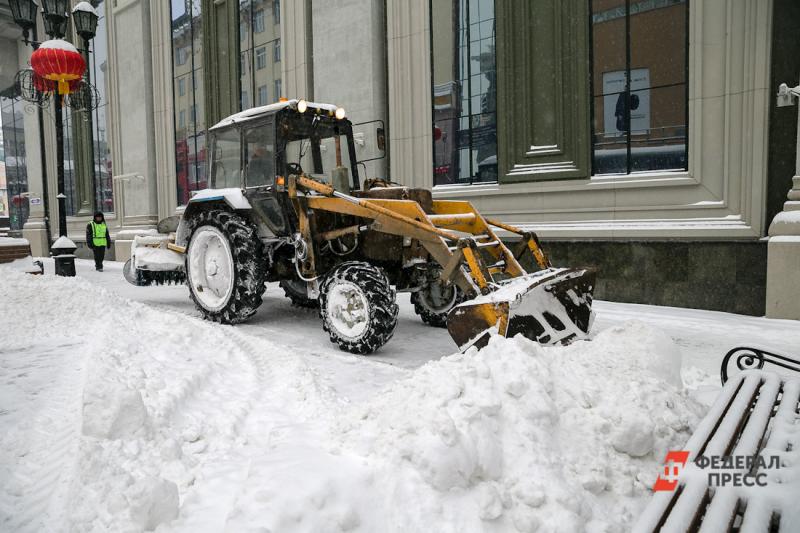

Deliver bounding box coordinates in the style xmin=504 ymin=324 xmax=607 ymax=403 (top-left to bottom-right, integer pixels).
xmin=86 ymin=211 xmax=112 ymax=271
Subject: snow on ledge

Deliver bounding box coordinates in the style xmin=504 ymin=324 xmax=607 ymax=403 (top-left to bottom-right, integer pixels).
xmin=0 ymin=237 xmax=30 ymax=247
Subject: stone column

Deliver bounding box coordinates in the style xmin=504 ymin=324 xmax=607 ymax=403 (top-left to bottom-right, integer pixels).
xmin=17 ymin=31 xmax=51 ymax=256
xmin=282 ymin=0 xmax=313 ymax=100
xmin=386 ymin=0 xmax=433 ymax=188
xmin=765 ymin=85 xmax=800 ymax=319
xmin=312 ymin=0 xmax=387 ymax=181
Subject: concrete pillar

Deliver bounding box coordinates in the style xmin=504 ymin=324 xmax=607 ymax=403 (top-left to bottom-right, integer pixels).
xmin=386 ymin=0 xmax=433 ymax=189
xmin=766 ymin=83 xmax=800 ymax=319
xmin=105 ymin=0 xmax=160 ymax=233
xmin=15 ymin=31 xmax=51 ymax=256
xmin=311 ymin=0 xmax=387 ymax=182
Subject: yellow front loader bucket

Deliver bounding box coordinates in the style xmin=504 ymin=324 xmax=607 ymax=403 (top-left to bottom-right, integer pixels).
xmin=447 ymin=267 xmax=596 ymax=351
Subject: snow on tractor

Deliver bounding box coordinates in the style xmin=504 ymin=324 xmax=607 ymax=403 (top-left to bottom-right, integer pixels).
xmin=125 ymin=99 xmax=596 ymax=354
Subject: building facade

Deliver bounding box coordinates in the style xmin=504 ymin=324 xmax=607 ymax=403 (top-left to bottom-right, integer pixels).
xmin=1 ymin=0 xmax=798 ymax=316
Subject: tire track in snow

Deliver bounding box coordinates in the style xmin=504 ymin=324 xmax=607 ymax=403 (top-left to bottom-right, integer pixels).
xmin=0 ymin=343 xmax=86 ymax=532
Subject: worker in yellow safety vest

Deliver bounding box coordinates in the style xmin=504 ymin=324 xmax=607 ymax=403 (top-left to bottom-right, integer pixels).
xmin=86 ymin=212 xmax=112 ymax=271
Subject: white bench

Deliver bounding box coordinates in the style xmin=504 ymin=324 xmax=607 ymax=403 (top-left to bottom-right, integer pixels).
xmin=634 ymin=351 xmax=800 ymax=532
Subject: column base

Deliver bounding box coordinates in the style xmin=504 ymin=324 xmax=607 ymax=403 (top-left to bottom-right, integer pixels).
xmin=21 ymin=219 xmax=50 ymax=257
xmin=765 ymin=236 xmax=800 ymax=319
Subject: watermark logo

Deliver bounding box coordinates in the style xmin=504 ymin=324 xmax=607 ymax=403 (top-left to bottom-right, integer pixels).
xmin=653 ymin=450 xmax=690 ymax=492
xmin=652 ymin=451 xmax=783 ymax=491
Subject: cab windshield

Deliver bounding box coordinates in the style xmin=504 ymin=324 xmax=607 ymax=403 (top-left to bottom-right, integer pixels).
xmin=279 ymin=113 xmax=356 ymax=186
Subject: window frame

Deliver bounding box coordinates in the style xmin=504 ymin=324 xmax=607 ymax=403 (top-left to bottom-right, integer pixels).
xmin=588 ymin=0 xmax=690 ymax=177
xmin=254 ymin=8 xmax=265 ymax=33
xmin=209 ymin=127 xmax=244 ymax=190
xmin=243 ymin=119 xmax=277 ymax=189
xmin=428 ymin=0 xmax=499 ymax=187
xmin=256 ymin=46 xmax=267 ymax=70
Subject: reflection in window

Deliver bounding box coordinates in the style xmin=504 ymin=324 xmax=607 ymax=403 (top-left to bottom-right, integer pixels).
xmin=431 ymin=0 xmax=497 ymax=186
xmin=244 ymin=125 xmax=275 ymax=187
xmin=89 ymin=0 xmax=114 ymax=213
xmin=254 ymin=9 xmax=265 ymax=33
xmin=590 ymin=0 xmax=688 ymax=175
xmin=240 ymin=0 xmax=282 ymax=112
xmin=256 ymin=46 xmax=266 ymax=69
xmin=0 ymin=92 xmax=29 ymax=230
xmin=171 ymin=0 xmax=207 ymax=206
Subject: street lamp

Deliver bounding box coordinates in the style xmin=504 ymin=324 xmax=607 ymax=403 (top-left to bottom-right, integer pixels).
xmin=40 ymin=0 xmax=70 ymax=39
xmin=8 ymin=0 xmax=38 ymax=38
xmin=9 ymin=0 xmax=101 ymax=275
xmin=71 ymin=2 xmax=99 ymax=42
xmin=8 ymin=0 xmax=53 ymax=252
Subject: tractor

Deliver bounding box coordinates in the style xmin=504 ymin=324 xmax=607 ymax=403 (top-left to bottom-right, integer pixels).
xmin=125 ymin=99 xmax=596 ymax=354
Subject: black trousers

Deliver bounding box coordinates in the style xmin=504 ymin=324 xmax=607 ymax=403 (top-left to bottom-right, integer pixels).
xmin=92 ymin=246 xmax=106 ymax=269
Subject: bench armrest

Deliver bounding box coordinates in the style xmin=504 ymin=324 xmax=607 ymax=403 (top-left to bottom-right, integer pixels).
xmin=721 ymin=346 xmax=800 ymax=384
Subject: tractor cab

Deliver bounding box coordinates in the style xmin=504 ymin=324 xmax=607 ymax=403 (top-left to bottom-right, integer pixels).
xmin=203 ymin=99 xmax=360 ymax=237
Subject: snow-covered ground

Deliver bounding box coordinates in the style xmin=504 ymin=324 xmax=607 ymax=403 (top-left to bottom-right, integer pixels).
xmin=1 ymin=259 xmax=799 ymax=532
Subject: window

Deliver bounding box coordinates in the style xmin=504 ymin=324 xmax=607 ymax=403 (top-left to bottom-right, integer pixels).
xmin=211 ymin=128 xmax=242 ymax=189
xmin=254 ymin=9 xmax=265 ymax=33
xmin=273 ymin=39 xmax=281 ymax=62
xmin=257 ymin=85 xmax=268 ymax=106
xmin=244 ymin=125 xmax=275 ymax=187
xmin=176 ymin=46 xmax=188 ymax=66
xmin=172 ymin=0 xmax=207 ymax=206
xmin=590 ymin=0 xmax=688 ymax=175
xmin=430 ymin=0 xmax=497 ymax=186
xmin=273 ymin=0 xmax=280 ymax=23
xmin=256 ymin=47 xmax=267 ymax=70
xmin=274 ymin=79 xmax=282 ymax=101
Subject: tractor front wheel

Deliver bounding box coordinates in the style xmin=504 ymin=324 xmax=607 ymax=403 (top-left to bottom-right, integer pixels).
xmin=319 ymin=262 xmax=398 ymax=354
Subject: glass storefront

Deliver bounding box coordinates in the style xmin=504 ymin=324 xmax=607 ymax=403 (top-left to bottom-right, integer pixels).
xmin=590 ymin=0 xmax=688 ymax=175
xmin=240 ymin=0 xmax=282 ymax=111
xmin=172 ymin=0 xmax=282 ymax=205
xmin=90 ymin=0 xmax=113 ymax=213
xmin=431 ymin=0 xmax=497 ymax=186
xmin=0 ymin=93 xmax=29 ymax=231
xmin=171 ymin=0 xmax=206 ymax=206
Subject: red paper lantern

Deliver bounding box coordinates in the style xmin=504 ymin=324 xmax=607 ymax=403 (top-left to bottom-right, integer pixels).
xmin=30 ymin=39 xmax=86 ymax=95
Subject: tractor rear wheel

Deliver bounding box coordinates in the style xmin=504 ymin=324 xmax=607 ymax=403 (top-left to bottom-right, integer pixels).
xmin=280 ymin=278 xmax=318 ymax=308
xmin=319 ymin=262 xmax=398 ymax=354
xmin=185 ymin=210 xmax=267 ymax=323
xmin=411 ymin=280 xmax=464 ymax=328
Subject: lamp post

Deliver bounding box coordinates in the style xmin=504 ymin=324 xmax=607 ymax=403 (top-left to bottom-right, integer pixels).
xmin=8 ymin=0 xmax=99 ymax=241
xmin=71 ymin=2 xmax=100 ymax=213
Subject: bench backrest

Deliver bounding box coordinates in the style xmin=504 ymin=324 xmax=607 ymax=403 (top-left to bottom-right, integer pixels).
xmin=635 ymin=370 xmax=799 ymax=532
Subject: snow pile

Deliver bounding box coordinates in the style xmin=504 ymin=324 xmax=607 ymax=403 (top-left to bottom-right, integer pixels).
xmin=2 ymin=265 xmax=707 ymax=532
xmin=323 ymin=323 xmax=699 ymax=532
